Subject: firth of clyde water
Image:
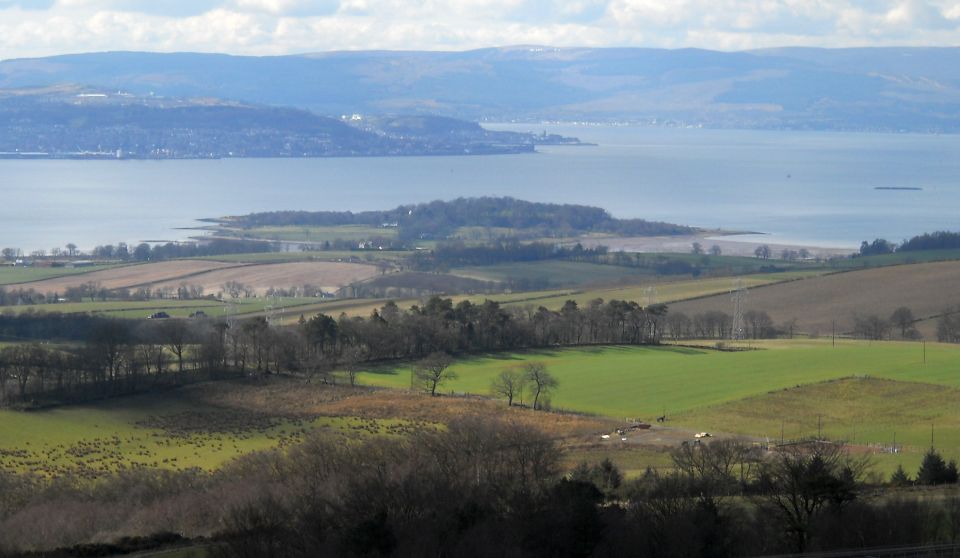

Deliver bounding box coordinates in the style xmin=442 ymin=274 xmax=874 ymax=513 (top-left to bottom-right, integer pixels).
xmin=1 ymin=124 xmax=958 ymax=252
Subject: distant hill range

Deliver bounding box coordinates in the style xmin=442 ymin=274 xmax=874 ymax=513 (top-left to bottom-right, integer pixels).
xmin=2 ymin=47 xmax=959 ymax=133
xmin=0 ymin=87 xmax=578 ymax=159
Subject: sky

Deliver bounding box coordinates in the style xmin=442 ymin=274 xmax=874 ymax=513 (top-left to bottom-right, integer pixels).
xmin=0 ymin=0 xmax=958 ymax=59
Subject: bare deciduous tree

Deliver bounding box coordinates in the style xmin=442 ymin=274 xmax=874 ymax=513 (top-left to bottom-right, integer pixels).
xmin=524 ymin=362 xmax=558 ymax=410
xmin=339 ymin=346 xmax=366 ymax=387
xmin=754 ymin=244 xmax=771 ymax=259
xmin=490 ymin=367 xmax=527 ymax=406
xmin=890 ymin=306 xmax=916 ymax=339
xmin=414 ymin=352 xmax=456 ymax=396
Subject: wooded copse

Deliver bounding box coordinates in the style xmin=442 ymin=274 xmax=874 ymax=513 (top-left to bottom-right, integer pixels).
xmin=859 ymin=231 xmax=960 ymax=256
xmin=227 ymin=197 xmax=695 ymax=240
xmin=0 ymin=296 xmax=667 ymax=407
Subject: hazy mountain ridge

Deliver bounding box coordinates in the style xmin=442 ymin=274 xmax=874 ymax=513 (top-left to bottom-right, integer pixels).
xmin=2 ymin=47 xmax=959 ymax=132
xmin=0 ymin=87 xmax=575 ymax=159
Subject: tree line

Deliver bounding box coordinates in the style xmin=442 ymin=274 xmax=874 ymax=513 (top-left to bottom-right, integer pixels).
xmin=7 ymin=297 xmax=960 ymax=406
xmin=859 ymin=230 xmax=960 ymax=256
xmin=2 ymin=239 xmax=276 ymax=265
xmin=664 ymin=310 xmax=782 ymax=340
xmin=1 ymin=279 xmax=330 ymax=307
xmin=0 ymin=296 xmax=666 ymax=407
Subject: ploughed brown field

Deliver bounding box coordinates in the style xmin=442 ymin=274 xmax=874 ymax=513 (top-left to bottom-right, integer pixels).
xmin=668 ymin=260 xmax=960 ymax=338
xmin=4 ymin=260 xmax=236 ymax=292
xmin=147 ymin=261 xmax=379 ymax=295
xmin=6 ymin=260 xmax=379 ymax=296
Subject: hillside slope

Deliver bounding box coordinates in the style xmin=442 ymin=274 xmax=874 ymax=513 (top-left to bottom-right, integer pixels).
xmin=0 ymin=87 xmax=571 ymax=158
xmin=2 ymin=47 xmax=959 ymax=131
xmin=668 ymin=261 xmax=960 ymax=338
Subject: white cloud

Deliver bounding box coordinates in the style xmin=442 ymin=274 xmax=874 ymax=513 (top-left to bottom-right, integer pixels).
xmin=0 ymin=0 xmax=958 ymax=59
xmin=232 ymin=0 xmax=339 ymax=16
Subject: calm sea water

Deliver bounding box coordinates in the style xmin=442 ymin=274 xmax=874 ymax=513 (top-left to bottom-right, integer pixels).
xmin=2 ymin=125 xmax=958 ymax=252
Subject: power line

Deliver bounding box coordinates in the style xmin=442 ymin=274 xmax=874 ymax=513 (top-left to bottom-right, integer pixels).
xmin=731 ymin=279 xmax=745 ymax=341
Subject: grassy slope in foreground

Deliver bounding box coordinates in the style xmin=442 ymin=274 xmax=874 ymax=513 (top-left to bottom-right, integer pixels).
xmin=676 ymin=376 xmax=960 ymax=453
xmin=361 ymin=340 xmax=960 ymax=474
xmin=359 ymin=340 xmax=959 ymax=429
xmin=0 ymin=389 xmax=400 ymax=477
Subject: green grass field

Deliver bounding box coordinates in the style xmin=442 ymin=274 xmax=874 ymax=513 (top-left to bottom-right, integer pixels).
xmin=676 ymin=376 xmax=958 ymax=452
xmin=0 ymin=264 xmax=125 ymax=286
xmin=0 ymin=390 xmax=403 ymax=478
xmin=359 ymin=339 xmax=960 ymax=473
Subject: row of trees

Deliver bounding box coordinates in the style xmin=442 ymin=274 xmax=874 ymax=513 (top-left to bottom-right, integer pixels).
xmin=0 ymin=318 xmax=212 ymax=405
xmin=489 ymin=362 xmax=558 ymax=409
xmin=410 ymin=352 xmax=565 ymax=407
xmin=0 ymin=282 xmax=213 ymax=307
xmin=664 ymin=310 xmax=780 ymax=340
xmin=0 ymin=279 xmax=335 ymax=309
xmin=858 ymin=231 xmax=960 ymax=257
xmin=851 ymin=306 xmax=960 ymax=342
xmin=749 ymin=244 xmax=815 ymax=261
xmin=0 ymin=296 xmax=662 ymax=406
xmin=2 ymin=239 xmax=276 ymax=264
xmin=8 ymin=297 xmax=960 ymax=405
xmin=936 ymin=307 xmax=960 ymax=343
xmin=852 ymin=306 xmax=920 ymax=340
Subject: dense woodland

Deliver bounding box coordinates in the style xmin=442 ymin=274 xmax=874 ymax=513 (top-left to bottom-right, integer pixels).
xmin=860 ymin=231 xmax=960 ymax=256
xmin=227 ymin=197 xmax=695 ymax=240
